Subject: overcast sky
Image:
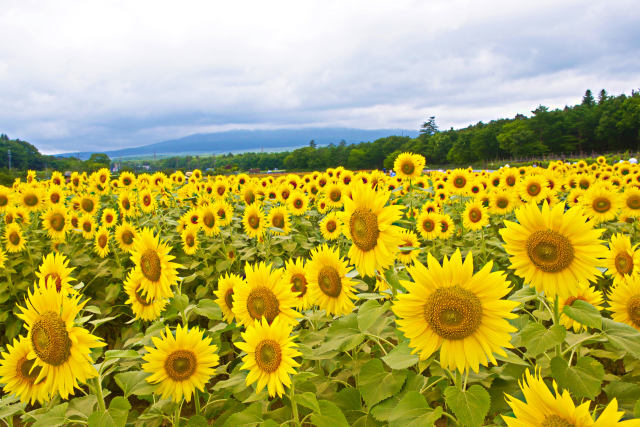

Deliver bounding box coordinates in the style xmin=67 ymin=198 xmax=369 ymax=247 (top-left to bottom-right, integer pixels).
xmin=1 ymin=0 xmax=639 ymax=154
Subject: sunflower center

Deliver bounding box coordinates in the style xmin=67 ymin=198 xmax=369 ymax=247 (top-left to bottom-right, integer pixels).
xmin=217 ymin=186 xmax=225 ymax=196
xmin=615 ymin=252 xmax=634 ymax=275
xmin=218 ymin=208 xmax=226 ymax=219
xmin=123 ymin=177 xmax=131 ymax=186
xmin=83 ymin=222 xmax=92 ymax=233
xmin=453 ymin=177 xmax=466 ymax=188
xmin=50 ymin=213 xmax=65 ymax=232
xmin=203 ymin=212 xmax=215 ymax=228
xmin=245 ymin=191 xmax=255 ymax=204
xmin=81 ymin=198 xmax=94 ymax=212
xmin=255 ymin=339 xmax=282 ymax=373
xmin=140 ymin=249 xmax=162 ymax=282
xmin=246 ymin=287 xmax=280 ymax=323
xmin=506 ymin=176 xmax=516 ymax=186
xmin=424 ymin=286 xmax=482 ymax=340
xmin=18 ymin=357 xmax=41 ymax=383
xmin=326 ymin=220 xmax=337 ymax=232
xmin=122 ymin=230 xmax=134 ymax=245
xmin=122 ymin=199 xmax=131 ymax=210
xmin=291 ymin=274 xmax=308 ymax=297
xmin=468 ymin=208 xmax=482 ymax=223
xmin=98 ymin=234 xmax=108 ymax=248
xmin=422 ymin=218 xmax=435 ymax=232
xmin=318 ymin=266 xmax=342 ymax=298
xmin=627 ymin=296 xmax=640 ymax=327
xmin=525 ymin=230 xmax=574 ymax=273
xmin=9 ymin=231 xmax=20 ymax=246
xmin=541 ymin=415 xmax=575 ymax=427
xmin=527 ymin=183 xmax=541 ymax=196
xmin=135 ymin=286 xmax=153 ymax=306
xmin=31 ymin=311 xmax=72 ymax=366
xmin=248 ymin=213 xmax=260 ymax=229
xmin=592 ymin=197 xmax=611 ymax=213
xmin=349 ymin=208 xmax=379 ymax=251
xmin=143 ymin=195 xmax=151 ymax=206
xmin=24 ymin=194 xmax=38 ymax=206
xmin=401 ymin=161 xmax=415 ymax=175
xmin=272 ymin=213 xmax=285 ymax=229
xmin=0 ymin=195 xmax=7 ymax=206
xmin=626 ymin=195 xmax=640 ymax=210
xmin=185 ymin=234 xmax=195 ymax=247
xmin=165 ymin=350 xmax=197 ymax=381
xmin=106 ymin=214 xmax=113 ymax=223
xmin=294 ymin=199 xmax=303 ymax=208
xmin=224 ymin=289 xmax=234 ymax=310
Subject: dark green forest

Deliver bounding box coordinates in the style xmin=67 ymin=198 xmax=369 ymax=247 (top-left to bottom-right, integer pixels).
xmin=2 ymin=88 xmax=640 ymax=178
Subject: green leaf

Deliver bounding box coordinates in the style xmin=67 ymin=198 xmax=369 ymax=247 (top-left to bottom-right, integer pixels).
xmin=221 ymin=402 xmax=263 ymax=427
xmin=602 ymin=318 xmax=640 ymax=358
xmin=103 ymin=349 xmax=140 ymax=359
xmin=172 ymin=293 xmax=189 ymax=313
xmin=508 ymin=286 xmax=537 ymax=303
xmin=520 ymin=323 xmax=566 ymax=356
xmin=562 ymin=300 xmax=602 ymax=329
xmin=550 ymin=356 xmax=604 ymax=400
xmin=357 ymin=300 xmax=388 ymax=332
xmin=388 ymin=391 xmax=442 ymax=427
xmin=31 ymin=403 xmax=68 ymax=427
xmin=295 ymin=392 xmax=320 ymax=413
xmin=114 ymin=371 xmax=156 ymax=397
xmin=382 ymin=341 xmax=419 ymax=370
xmin=444 ymin=385 xmax=491 ymax=427
xmin=66 ymin=395 xmax=97 ymax=420
xmin=357 ymin=359 xmax=408 ymax=408
xmin=310 ymin=400 xmax=350 ymax=427
xmin=353 ymin=415 xmax=384 ymax=427
xmin=87 ymin=397 xmax=130 ymax=427
xmin=194 ymin=299 xmax=223 ymax=320
xmin=186 ymin=415 xmax=208 ymax=426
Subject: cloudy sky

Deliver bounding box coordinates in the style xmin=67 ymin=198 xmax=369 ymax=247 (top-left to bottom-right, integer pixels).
xmin=1 ymin=0 xmax=639 ymax=154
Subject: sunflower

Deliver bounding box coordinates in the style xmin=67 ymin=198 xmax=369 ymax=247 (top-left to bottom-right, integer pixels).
xmin=17 ymin=283 xmax=105 ymax=399
xmin=323 ymin=182 xmax=346 ymax=208
xmin=416 ymin=211 xmax=441 ymax=240
xmin=35 ymin=252 xmax=75 ymax=294
xmin=0 ymin=335 xmax=50 ymax=404
xmin=41 ymin=205 xmax=69 ymax=241
xmin=503 ymin=368 xmax=628 ymax=426
xmin=448 ymin=169 xmax=470 ymax=194
xmin=181 ymin=224 xmax=199 ymax=255
xmin=394 ymin=152 xmax=425 ymax=180
xmin=566 ymin=188 xmax=585 ymax=207
xmin=214 ymin=273 xmax=245 ymax=323
xmin=119 ymin=171 xmax=136 ymax=188
xmin=241 ymin=183 xmax=260 ymax=205
xmin=288 ymin=190 xmax=309 ymax=216
xmin=397 ymin=229 xmax=420 ymax=265
xmin=608 ymin=277 xmax=640 ymax=330
xmin=14 ymin=205 xmax=30 ymax=225
xmin=519 ymin=174 xmax=549 ymax=203
xmin=500 ymin=202 xmax=605 ymax=299
xmin=4 ymin=223 xmax=25 ymax=253
xmin=115 ymin=222 xmax=137 ymax=253
xmin=242 ymin=203 xmax=266 ymax=239
xmin=0 ymin=186 xmax=12 ymax=212
xmin=184 ymin=206 xmax=200 ymax=227
xmin=582 ymin=185 xmax=620 ymax=223
xmin=46 ymin=185 xmax=65 ymax=207
xmin=462 ymin=199 xmax=489 ymax=231
xmin=604 ymin=233 xmax=640 ymax=285
xmin=94 ymin=227 xmax=110 ymax=258
xmin=100 ymin=208 xmax=118 ymax=228
xmin=267 ymin=205 xmax=291 ymax=235
xmin=139 ymin=188 xmax=156 ymax=213
xmin=142 ymin=325 xmax=219 ymax=402
xmin=0 ymin=246 xmax=5 ymax=270
xmin=130 ymin=228 xmax=182 ymax=300
xmin=198 ymin=205 xmax=220 ymax=236
xmin=283 ymin=257 xmax=311 ymax=310
xmin=124 ymin=268 xmax=168 ymax=321
xmin=232 ymin=262 xmax=301 ymax=327
xmin=234 ymin=317 xmax=301 ymax=397
xmin=556 ymin=283 xmax=605 ymax=332
xmin=620 ymin=187 xmax=640 ymax=219
xmin=306 ymin=244 xmax=358 ymax=316
xmin=213 ymin=200 xmax=233 ymax=226
xmin=19 ymin=186 xmax=44 ymax=211
xmin=501 ymin=168 xmax=519 ymax=189
xmin=340 ymin=182 xmax=403 ymax=277
xmin=118 ymin=191 xmax=136 ymax=218
xmin=77 ymin=194 xmax=99 ymax=216
xmin=490 ymin=190 xmax=517 ymax=214
xmin=392 ymin=250 xmax=518 ymax=373
xmin=79 ymin=214 xmax=96 ymax=239
xmin=319 ymin=211 xmax=341 ymax=240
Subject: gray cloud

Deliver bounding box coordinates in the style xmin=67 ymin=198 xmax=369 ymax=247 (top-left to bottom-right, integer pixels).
xmin=0 ymin=0 xmax=638 ymax=154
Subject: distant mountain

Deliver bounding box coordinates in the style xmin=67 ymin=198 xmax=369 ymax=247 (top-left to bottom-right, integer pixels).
xmin=58 ymin=127 xmax=418 ymax=160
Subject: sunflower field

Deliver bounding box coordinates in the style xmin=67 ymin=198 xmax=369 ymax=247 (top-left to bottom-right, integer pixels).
xmin=1 ymin=154 xmax=640 ymax=426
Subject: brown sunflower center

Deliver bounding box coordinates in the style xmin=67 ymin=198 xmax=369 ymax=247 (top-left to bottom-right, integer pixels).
xmin=255 ymin=339 xmax=282 ymax=373
xmin=31 ymin=311 xmax=72 ymax=366
xmin=203 ymin=212 xmax=215 ymax=228
xmin=318 ymin=266 xmax=342 ymax=298
xmin=244 ymin=191 xmax=255 ymax=204
xmin=123 ymin=177 xmax=131 ymax=186
xmin=291 ymin=274 xmax=308 ymax=297
xmin=564 ymin=295 xmax=586 ymax=306
xmin=526 ymin=230 xmax=574 ymax=273
xmin=50 ymin=213 xmax=65 ymax=232
xmin=401 ymin=161 xmax=415 ymax=175
xmin=185 ymin=234 xmax=195 ymax=247
xmin=0 ymin=195 xmax=7 ymax=206
xmin=330 ymin=190 xmax=341 ymax=202
xmin=224 ymin=289 xmax=234 ymax=310
xmin=592 ymin=197 xmax=611 ymax=213
xmin=627 ymin=296 xmax=640 ymax=327
xmin=9 ymin=231 xmax=21 ymax=246
xmin=140 ymin=249 xmax=162 ymax=282
xmin=98 ymin=234 xmax=108 ymax=248
xmin=164 ymin=349 xmax=197 ymax=381
xmin=106 ymin=214 xmax=113 ymax=223
xmin=468 ymin=208 xmax=482 ymax=223
xmin=272 ymin=213 xmax=285 ymax=229
xmin=453 ymin=176 xmax=466 ymax=188
xmin=626 ymin=195 xmax=640 ymax=210
xmin=217 ymin=186 xmax=225 ymax=196
xmin=122 ymin=199 xmax=131 ymax=210
xmin=122 ymin=230 xmax=134 ymax=245
xmin=293 ymin=198 xmax=303 ymax=209
xmin=18 ymin=357 xmax=41 ymax=383
xmin=82 ymin=222 xmax=92 ymax=233
xmin=246 ymin=287 xmax=280 ymax=323
xmin=71 ymin=217 xmax=78 ymax=228
xmin=496 ymin=198 xmax=509 ymax=209
xmin=506 ymin=176 xmax=516 ymax=186
xmin=527 ymin=183 xmax=541 ymax=196
xmin=81 ymin=198 xmax=94 ymax=212
xmin=134 ymin=286 xmax=153 ymax=306
xmin=24 ymin=193 xmax=38 ymax=207
xmin=615 ymin=252 xmax=634 ymax=275
xmin=325 ymin=219 xmax=337 ymax=233
xmin=424 ymin=286 xmax=482 ymax=340
xmin=422 ymin=218 xmax=435 ymax=232
xmin=143 ymin=195 xmax=151 ymax=206
xmin=541 ymin=415 xmax=575 ymax=427
xmin=349 ymin=208 xmax=379 ymax=251
xmin=248 ymin=213 xmax=260 ymax=229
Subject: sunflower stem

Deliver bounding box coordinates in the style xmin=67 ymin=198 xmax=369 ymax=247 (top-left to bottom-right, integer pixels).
xmin=289 ymin=382 xmax=301 ymax=427
xmin=194 ymin=388 xmax=201 ymax=416
xmin=92 ymin=376 xmax=106 ymax=413
xmin=553 ymin=294 xmax=561 ymax=358
xmin=173 ymin=400 xmax=183 ymax=427
xmin=462 ymin=369 xmax=469 ymax=391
